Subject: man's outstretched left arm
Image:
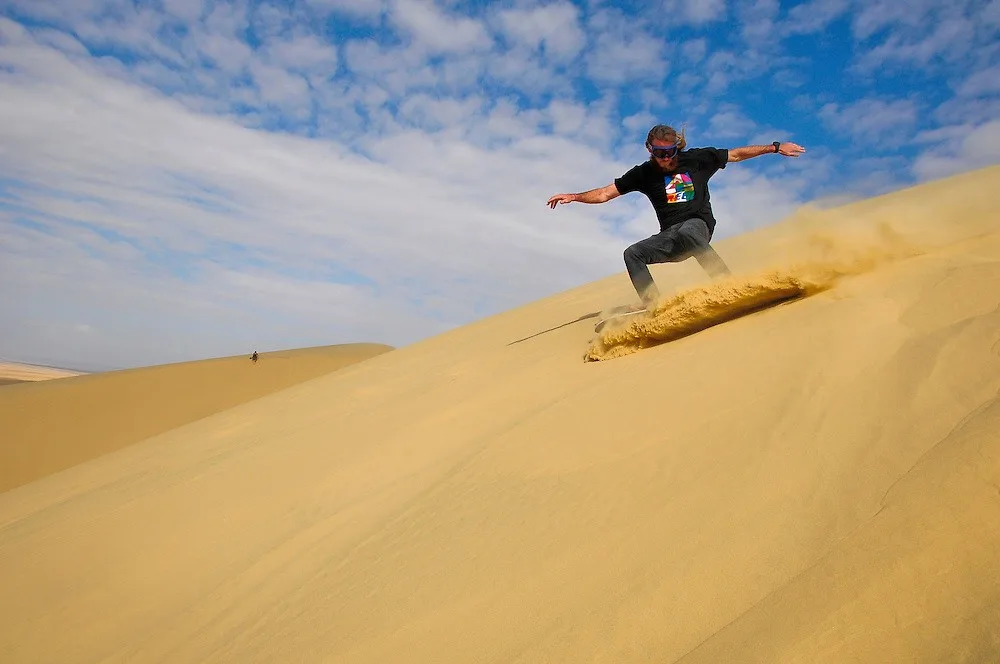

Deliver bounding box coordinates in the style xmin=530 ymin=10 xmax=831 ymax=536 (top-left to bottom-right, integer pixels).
xmin=728 ymin=142 xmax=806 ymax=162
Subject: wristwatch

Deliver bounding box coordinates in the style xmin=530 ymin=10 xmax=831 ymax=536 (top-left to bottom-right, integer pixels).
xmin=772 ymin=141 xmax=781 ymax=154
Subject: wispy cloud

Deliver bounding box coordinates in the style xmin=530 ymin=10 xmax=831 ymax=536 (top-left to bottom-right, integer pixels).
xmin=818 ymin=97 xmax=921 ymax=146
xmin=662 ymin=0 xmax=728 ymax=24
xmin=782 ymin=0 xmax=851 ymax=34
xmin=707 ymin=105 xmax=758 ymax=139
xmin=850 ymin=0 xmax=996 ymax=71
xmin=584 ymin=8 xmax=668 ymax=85
xmin=493 ymin=2 xmax=584 ymax=62
xmin=390 ymin=0 xmax=492 ymax=54
xmin=913 ymin=120 xmax=1000 ymax=182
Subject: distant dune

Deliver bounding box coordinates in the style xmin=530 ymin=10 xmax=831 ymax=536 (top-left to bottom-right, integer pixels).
xmin=0 ymin=361 xmax=85 ymax=385
xmin=0 ymin=343 xmax=392 ymax=492
xmin=0 ymin=167 xmax=998 ymax=663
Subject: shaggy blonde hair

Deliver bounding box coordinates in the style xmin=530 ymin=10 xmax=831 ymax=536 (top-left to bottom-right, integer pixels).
xmin=645 ymin=124 xmax=687 ymax=150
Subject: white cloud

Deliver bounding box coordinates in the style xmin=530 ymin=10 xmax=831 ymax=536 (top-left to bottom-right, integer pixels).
xmin=738 ymin=0 xmax=780 ymax=42
xmin=695 ymin=44 xmax=786 ymax=95
xmin=850 ymin=0 xmax=928 ymax=39
xmin=27 ymin=28 xmax=90 ymax=56
xmin=703 ymin=51 xmax=736 ymax=92
xmin=437 ymin=54 xmax=487 ymax=90
xmin=846 ymin=0 xmax=999 ymax=76
xmin=783 ymin=0 xmax=851 ymax=34
xmin=396 ymin=94 xmax=485 ymax=132
xmin=771 ymin=68 xmax=807 ymax=89
xmin=163 ymin=0 xmax=205 ymax=22
xmin=661 ymin=0 xmax=728 ymax=24
xmin=681 ymin=38 xmax=707 ymax=64
xmin=265 ymin=34 xmax=339 ymax=74
xmin=961 ymin=122 xmax=1000 ymax=163
xmin=707 ymin=106 xmax=757 ymax=139
xmin=585 ymin=10 xmax=668 ymax=85
xmin=855 ymin=16 xmax=977 ymax=69
xmin=342 ymin=28 xmax=496 ymax=102
xmin=493 ymin=2 xmax=585 ymax=62
xmin=914 ymin=125 xmax=973 ymax=145
xmin=251 ymin=2 xmax=299 ymax=42
xmin=928 ymin=63 xmax=1000 ymax=126
xmin=203 ymin=0 xmax=251 ymax=38
xmin=249 ymin=60 xmax=311 ymax=110
xmin=818 ymin=97 xmax=920 ymax=146
xmin=913 ymin=120 xmax=1000 ymax=181
xmin=956 ymin=64 xmax=1000 ymax=97
xmin=623 ymin=111 xmax=657 ymax=136
xmin=342 ymin=39 xmax=440 ymax=96
xmin=828 ymin=155 xmax=909 ymax=198
xmin=194 ymin=30 xmax=254 ymax=73
xmin=934 ymin=96 xmax=1000 ymax=127
xmin=703 ymin=168 xmax=807 ymax=241
xmin=482 ymin=49 xmax=563 ymax=98
xmin=127 ymin=59 xmax=189 ymax=92
xmin=388 ymin=0 xmax=493 ymax=54
xmin=545 ymin=100 xmax=588 ymax=136
xmin=71 ymin=7 xmax=185 ymax=67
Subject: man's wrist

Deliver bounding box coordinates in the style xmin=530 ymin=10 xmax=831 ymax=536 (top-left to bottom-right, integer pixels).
xmin=772 ymin=141 xmax=781 ymax=154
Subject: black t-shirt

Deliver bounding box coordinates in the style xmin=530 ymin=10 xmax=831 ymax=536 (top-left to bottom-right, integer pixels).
xmin=614 ymin=147 xmax=729 ymax=235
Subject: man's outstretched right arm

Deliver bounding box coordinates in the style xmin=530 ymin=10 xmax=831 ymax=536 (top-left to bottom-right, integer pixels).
xmin=546 ymin=183 xmax=620 ymax=209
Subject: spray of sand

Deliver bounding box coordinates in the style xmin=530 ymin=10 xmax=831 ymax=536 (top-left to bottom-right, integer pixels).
xmin=585 ymin=223 xmax=925 ymax=362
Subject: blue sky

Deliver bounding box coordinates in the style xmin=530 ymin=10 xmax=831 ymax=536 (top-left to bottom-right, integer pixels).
xmin=1 ymin=0 xmax=998 ymax=371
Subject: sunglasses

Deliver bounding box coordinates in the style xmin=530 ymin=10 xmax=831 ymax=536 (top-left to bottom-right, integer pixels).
xmin=647 ymin=142 xmax=680 ymax=159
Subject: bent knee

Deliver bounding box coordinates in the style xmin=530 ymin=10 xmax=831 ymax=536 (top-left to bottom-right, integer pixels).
xmin=623 ymin=244 xmax=644 ymax=263
xmin=677 ymin=222 xmax=711 ymax=250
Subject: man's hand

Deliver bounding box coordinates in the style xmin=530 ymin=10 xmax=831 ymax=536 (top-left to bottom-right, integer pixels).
xmin=547 ymin=184 xmax=620 ymax=208
xmin=547 ymin=193 xmax=577 ymax=208
xmin=777 ymin=142 xmax=806 ymax=157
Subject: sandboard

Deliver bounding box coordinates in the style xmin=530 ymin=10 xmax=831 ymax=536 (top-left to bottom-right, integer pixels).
xmin=594 ymin=308 xmax=648 ymax=333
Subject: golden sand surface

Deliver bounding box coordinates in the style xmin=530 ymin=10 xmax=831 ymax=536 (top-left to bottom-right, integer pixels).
xmin=0 ymin=343 xmax=392 ymax=493
xmin=1 ymin=166 xmax=998 ymax=663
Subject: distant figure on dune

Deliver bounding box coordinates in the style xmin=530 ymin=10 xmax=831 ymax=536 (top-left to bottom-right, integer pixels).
xmin=251 ymin=351 xmax=258 ymax=363
xmin=547 ymin=124 xmax=806 ymax=310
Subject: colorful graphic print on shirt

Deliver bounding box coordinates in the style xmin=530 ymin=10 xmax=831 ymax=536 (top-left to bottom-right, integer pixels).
xmin=665 ymin=173 xmax=695 ymax=204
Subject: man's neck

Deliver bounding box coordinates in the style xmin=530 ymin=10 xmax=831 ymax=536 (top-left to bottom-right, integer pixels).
xmin=651 ymin=159 xmax=678 ymax=175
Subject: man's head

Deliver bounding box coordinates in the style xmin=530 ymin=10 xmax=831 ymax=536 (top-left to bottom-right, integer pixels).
xmin=645 ymin=124 xmax=686 ymax=171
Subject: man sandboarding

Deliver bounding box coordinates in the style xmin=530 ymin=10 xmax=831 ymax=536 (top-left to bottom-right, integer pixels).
xmin=547 ymin=124 xmax=805 ymax=331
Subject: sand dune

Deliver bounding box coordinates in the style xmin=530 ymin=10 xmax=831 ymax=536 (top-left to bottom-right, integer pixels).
xmin=1 ymin=166 xmax=999 ymax=663
xmin=0 ymin=361 xmax=84 ymax=385
xmin=0 ymin=343 xmax=392 ymax=493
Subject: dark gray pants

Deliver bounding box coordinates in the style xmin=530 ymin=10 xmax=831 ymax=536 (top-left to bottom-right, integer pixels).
xmin=623 ymin=218 xmax=731 ymax=304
